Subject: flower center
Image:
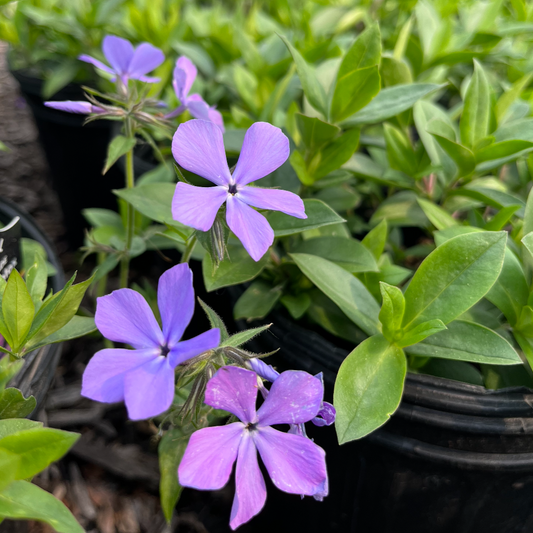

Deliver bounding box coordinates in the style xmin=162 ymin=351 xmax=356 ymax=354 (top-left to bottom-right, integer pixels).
xmin=228 ymin=183 xmax=238 ymax=195
xmin=245 ymin=422 xmax=258 ymax=432
xmin=160 ymin=344 xmax=170 ymax=357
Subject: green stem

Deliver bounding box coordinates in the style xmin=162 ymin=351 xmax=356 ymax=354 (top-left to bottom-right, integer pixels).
xmin=120 ymin=146 xmax=135 ymax=288
xmin=96 ymin=252 xmax=108 ymax=298
xmin=181 ymin=235 xmax=197 ymax=264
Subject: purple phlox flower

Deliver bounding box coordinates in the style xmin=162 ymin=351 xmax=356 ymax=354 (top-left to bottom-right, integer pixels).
xmin=44 ymin=101 xmax=105 ymax=115
xmin=178 ymin=366 xmax=328 ymax=530
xmin=249 ymin=360 xmax=336 ymax=428
xmin=164 ymin=56 xmax=224 ymax=132
xmin=81 ymin=263 xmax=220 ymax=420
xmin=171 ymin=119 xmax=306 ymax=261
xmin=79 ymin=35 xmax=164 ymax=85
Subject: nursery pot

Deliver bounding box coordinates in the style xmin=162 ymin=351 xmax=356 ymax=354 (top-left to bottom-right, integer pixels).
xmin=232 ymin=309 xmax=533 ymax=533
xmin=9 ymin=68 xmax=124 ymax=248
xmin=0 ymin=197 xmax=65 ymax=414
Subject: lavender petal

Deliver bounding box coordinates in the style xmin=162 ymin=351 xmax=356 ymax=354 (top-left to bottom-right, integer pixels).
xmin=254 ymin=426 xmax=328 ymax=496
xmin=205 ymin=366 xmax=258 ymax=423
xmin=186 ymin=94 xmax=211 ymax=121
xmin=249 ymin=358 xmax=279 ymax=383
xmin=81 ymin=348 xmax=157 ymax=404
xmin=128 ymin=42 xmax=164 ymax=79
xmin=237 ymin=187 xmax=306 ymax=219
xmin=172 ymin=119 xmax=232 ymax=186
xmin=225 ymin=195 xmax=274 ymax=262
xmin=78 ymin=54 xmax=115 ymax=75
xmin=230 ymin=433 xmax=267 ymax=530
xmin=312 ymin=402 xmax=336 ymax=427
xmin=171 ymin=182 xmax=227 ymax=231
xmin=173 ymin=56 xmax=197 ymax=101
xmin=164 ymin=104 xmax=186 ymax=120
xmin=208 ymin=107 xmax=225 ymax=133
xmin=95 ymin=288 xmax=164 ymax=349
xmin=102 ymin=35 xmax=134 ymax=75
xmin=158 ymin=263 xmax=194 ymax=348
xmin=179 ymin=422 xmax=244 ymax=490
xmin=123 ymin=356 xmax=175 ymax=420
xmin=44 ymin=101 xmax=104 ymax=115
xmin=256 ymin=370 xmax=323 ymax=426
xmin=232 ymin=122 xmax=290 ymax=186
xmin=136 ymin=74 xmax=161 ymax=83
xmin=169 ymin=329 xmax=220 ymax=367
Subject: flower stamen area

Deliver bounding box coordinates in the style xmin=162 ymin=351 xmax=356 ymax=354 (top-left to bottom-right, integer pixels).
xmin=228 ymin=183 xmax=238 ymax=195
xmin=160 ymin=344 xmax=170 ymax=357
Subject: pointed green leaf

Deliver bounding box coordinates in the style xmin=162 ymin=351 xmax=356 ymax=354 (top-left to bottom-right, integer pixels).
xmin=0 ymin=448 xmax=20 ymax=491
xmin=361 ymin=219 xmax=388 ymax=260
xmin=0 ymin=419 xmax=41 ymax=440
xmin=221 ymin=324 xmax=272 ymax=348
xmin=397 ymin=319 xmax=447 ymax=348
xmin=291 ymin=253 xmax=380 ymax=335
xmin=417 ymin=198 xmax=458 ymax=230
xmin=296 ymin=114 xmax=340 ymax=152
xmin=334 ymin=334 xmax=406 ymax=443
xmin=0 ymin=388 xmax=36 ymax=419
xmin=103 ymin=135 xmax=136 ymax=174
xmin=379 ymin=282 xmax=405 ymax=341
xmin=234 ymin=281 xmax=282 ymax=321
xmin=198 ymin=299 xmax=229 ymax=342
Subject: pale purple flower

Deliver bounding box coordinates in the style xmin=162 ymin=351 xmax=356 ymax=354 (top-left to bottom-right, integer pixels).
xmin=249 ymin=359 xmax=336 ymax=427
xmin=178 ymin=366 xmax=328 ymax=530
xmin=164 ymin=57 xmax=224 ymax=132
xmin=44 ymin=101 xmax=105 ymax=115
xmin=172 ymin=120 xmax=306 ymax=261
xmin=79 ymin=35 xmax=164 ymax=85
xmin=81 ymin=264 xmax=219 ymax=420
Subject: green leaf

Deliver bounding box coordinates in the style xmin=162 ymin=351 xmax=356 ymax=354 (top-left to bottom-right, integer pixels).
xmin=279 ymin=34 xmax=327 ymax=116
xmin=82 ymin=208 xmax=123 ymax=229
xmin=292 ymin=237 xmax=378 ymax=273
xmin=405 ymin=320 xmax=521 ymax=365
xmin=421 ymin=359 xmax=483 ymax=385
xmin=221 ymin=324 xmax=272 ymax=348
xmin=426 ymin=120 xmax=476 ymax=177
xmin=476 ymin=140 xmax=533 ymax=163
xmin=234 ymin=281 xmax=282 ymax=320
xmin=522 ymin=231 xmax=533 ymax=260
xmin=291 ymin=253 xmax=380 ymax=335
xmin=42 ymin=62 xmax=78 ymax=99
xmin=280 ymin=293 xmax=311 ymax=320
xmin=290 ymin=150 xmax=314 ymax=186
xmin=25 ymin=253 xmax=48 ymax=307
xmin=361 ymin=219 xmax=388 ymax=260
xmin=341 ymin=83 xmax=444 ymax=126
xmin=26 ymin=274 xmax=94 ymax=348
xmin=0 ymin=427 xmax=79 ymax=479
xmin=103 ymin=135 xmax=136 ymax=174
xmin=267 ymin=199 xmax=345 ymax=237
xmin=383 ymin=123 xmax=417 ymax=175
xmin=198 ymin=299 xmax=229 ymax=342
xmin=0 ymin=389 xmax=36 ymax=419
xmin=331 ymin=65 xmax=380 ymax=123
xmin=159 ymin=428 xmax=189 ymax=523
xmin=296 ymin=114 xmax=340 ymax=151
xmin=3 ymin=270 xmax=34 ymax=352
xmin=460 ymin=61 xmax=492 ymax=149
xmin=379 ymin=282 xmax=405 ymax=341
xmin=496 ymin=74 xmax=533 ymax=124
xmin=0 ymin=419 xmax=41 ymax=440
xmin=484 ymin=205 xmax=521 ymax=231
xmin=417 ymin=198 xmax=458 ymax=230
xmin=397 ymin=319 xmax=447 ymax=348
xmin=371 ymin=191 xmax=429 ymax=227
xmin=0 ymin=448 xmax=20 ymax=491
xmin=334 ymin=334 xmax=406 ymax=443
xmin=308 ymin=129 xmax=361 ymax=180
xmin=114 ymin=184 xmax=193 ymax=235
xmin=203 ymin=244 xmax=268 ymax=292
xmin=28 ymin=316 xmax=97 ymax=352
xmin=0 ymin=480 xmax=84 ymax=533
xmin=402 ymin=231 xmax=507 ymax=329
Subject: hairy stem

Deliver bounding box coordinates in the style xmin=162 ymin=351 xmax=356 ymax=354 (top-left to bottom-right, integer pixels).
xmin=180 ymin=235 xmax=197 ymax=264
xmin=120 ymin=145 xmax=135 ymax=288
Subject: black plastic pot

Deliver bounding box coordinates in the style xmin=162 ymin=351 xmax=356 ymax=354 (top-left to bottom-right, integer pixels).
xmin=0 ymin=197 xmax=65 ymax=414
xmin=230 ymin=310 xmax=533 ymax=533
xmin=10 ymin=69 xmax=124 ymax=248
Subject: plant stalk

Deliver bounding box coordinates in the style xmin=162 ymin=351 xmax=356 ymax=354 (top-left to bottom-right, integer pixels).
xmin=181 ymin=235 xmax=197 ymax=264
xmin=120 ymin=145 xmax=135 ymax=288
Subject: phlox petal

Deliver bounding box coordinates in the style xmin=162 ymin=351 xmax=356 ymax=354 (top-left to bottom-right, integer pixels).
xmin=123 ymin=356 xmax=174 ymax=420
xmin=95 ymin=289 xmax=164 ymax=349
xmin=232 ymin=123 xmax=289 ymax=186
xmin=205 ymin=366 xmax=258 ymax=423
xmin=128 ymin=42 xmax=164 ymax=79
xmin=208 ymin=107 xmax=225 ymax=133
xmin=174 ymin=56 xmax=197 ymax=101
xmin=158 ymin=263 xmax=194 ymax=347
xmin=230 ymin=433 xmax=266 ymax=530
xmin=172 ymin=119 xmax=232 ymax=186
xmin=103 ymin=35 xmax=134 ymax=75
xmin=171 ymin=183 xmax=227 ymax=231
xmin=237 ymin=187 xmax=306 ymax=219
xmin=169 ymin=329 xmax=220 ymax=367
xmin=226 ymin=196 xmax=274 ymax=262
xmin=254 ymin=426 xmax=327 ymax=496
xmin=44 ymin=101 xmax=102 ymax=115
xmin=78 ymin=54 xmax=115 ymax=75
xmin=187 ymin=94 xmax=211 ymax=121
xmin=81 ymin=348 xmax=157 ymax=404
xmin=256 ymin=371 xmax=323 ymax=426
xmin=179 ymin=422 xmax=244 ymax=490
